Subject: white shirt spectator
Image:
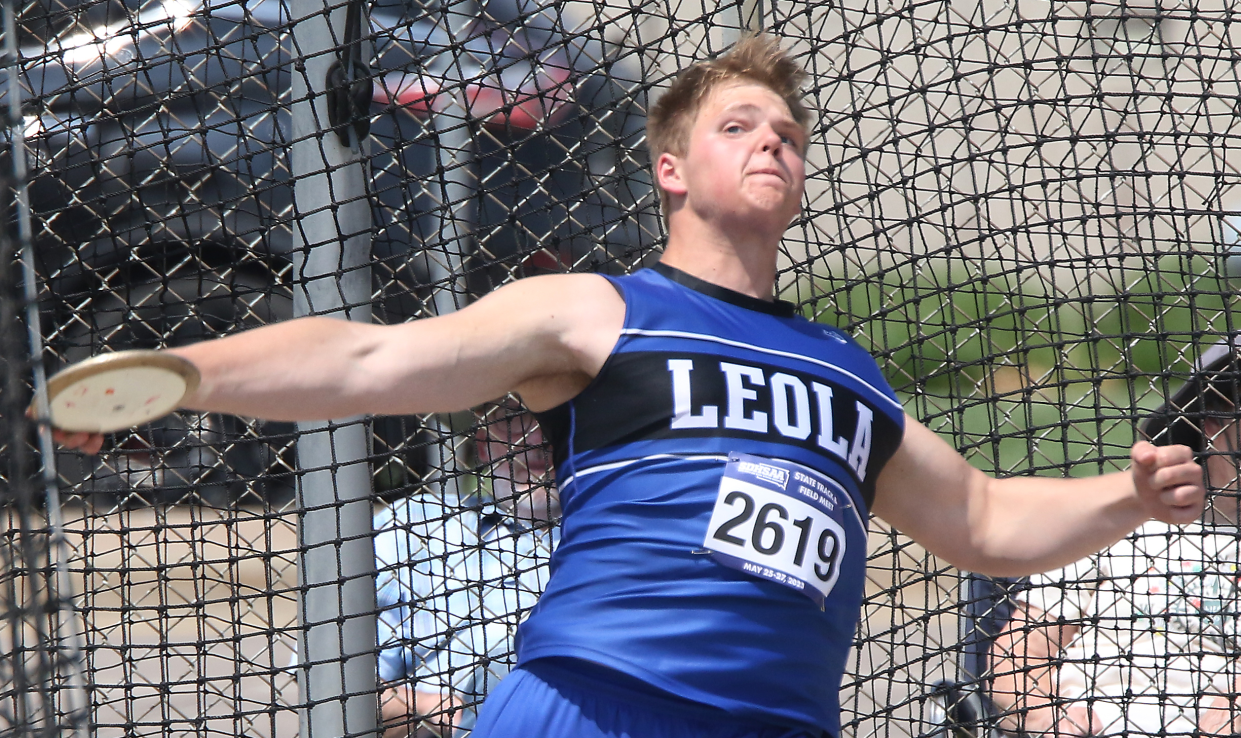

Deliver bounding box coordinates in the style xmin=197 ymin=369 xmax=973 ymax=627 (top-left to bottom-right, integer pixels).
xmin=1019 ymin=519 xmax=1241 ymax=736
xmin=374 ymin=494 xmax=558 ymax=733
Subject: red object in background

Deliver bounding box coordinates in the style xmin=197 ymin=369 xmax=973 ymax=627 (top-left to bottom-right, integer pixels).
xmin=374 ymin=65 xmax=572 ymax=132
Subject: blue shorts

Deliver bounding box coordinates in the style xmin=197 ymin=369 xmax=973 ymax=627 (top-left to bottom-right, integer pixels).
xmin=471 ymin=659 xmax=820 ymax=738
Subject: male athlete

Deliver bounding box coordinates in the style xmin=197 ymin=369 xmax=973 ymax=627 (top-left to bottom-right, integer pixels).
xmin=57 ymin=35 xmax=1206 ymax=738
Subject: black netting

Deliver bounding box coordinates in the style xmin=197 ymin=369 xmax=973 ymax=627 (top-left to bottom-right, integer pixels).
xmin=2 ymin=0 xmax=1239 ymax=737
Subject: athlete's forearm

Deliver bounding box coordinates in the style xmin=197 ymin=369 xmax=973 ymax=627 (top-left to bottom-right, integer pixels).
xmin=964 ymin=440 xmax=1202 ymax=576
xmin=166 ymin=276 xmax=600 ymax=421
xmin=169 ymin=316 xmax=420 ymax=421
xmin=171 ymin=314 xmax=528 ymax=420
xmin=963 ymin=470 xmax=1148 ymax=576
xmin=876 ymin=418 xmax=1203 ymax=576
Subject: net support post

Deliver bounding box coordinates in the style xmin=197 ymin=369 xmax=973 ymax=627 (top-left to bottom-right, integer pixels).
xmin=288 ymin=0 xmax=378 ymax=734
xmin=420 ymin=4 xmax=477 ymax=500
xmin=3 ymin=0 xmax=91 ymax=733
xmin=740 ymin=0 xmax=763 ymax=31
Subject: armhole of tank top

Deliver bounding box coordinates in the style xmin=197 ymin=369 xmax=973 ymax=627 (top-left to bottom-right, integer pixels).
xmin=530 ymin=274 xmax=633 ymax=434
xmin=859 ymin=408 xmax=907 ymax=511
xmin=572 ymin=274 xmax=630 ymax=396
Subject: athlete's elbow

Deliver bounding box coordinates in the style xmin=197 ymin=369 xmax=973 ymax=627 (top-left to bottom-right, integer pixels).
xmin=928 ymin=529 xmax=1056 ymax=578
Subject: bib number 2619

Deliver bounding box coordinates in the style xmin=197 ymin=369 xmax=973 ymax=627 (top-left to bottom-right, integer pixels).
xmin=703 ymin=454 xmax=857 ymax=606
xmin=712 ymin=490 xmax=840 ymax=583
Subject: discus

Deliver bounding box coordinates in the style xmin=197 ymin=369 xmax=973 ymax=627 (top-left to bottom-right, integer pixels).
xmin=39 ymin=350 xmax=200 ymax=433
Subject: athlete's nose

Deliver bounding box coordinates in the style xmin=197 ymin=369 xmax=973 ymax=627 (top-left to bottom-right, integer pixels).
xmin=758 ymin=123 xmax=782 ymax=153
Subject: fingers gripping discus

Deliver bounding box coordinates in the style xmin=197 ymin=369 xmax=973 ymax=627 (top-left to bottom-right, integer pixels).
xmin=40 ymin=350 xmax=200 ymax=433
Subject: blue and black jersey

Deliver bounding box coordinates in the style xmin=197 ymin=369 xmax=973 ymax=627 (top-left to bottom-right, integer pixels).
xmin=520 ymin=263 xmax=906 ymax=737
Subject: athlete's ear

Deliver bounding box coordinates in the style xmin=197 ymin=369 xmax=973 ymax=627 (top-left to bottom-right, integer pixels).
xmin=656 ymin=152 xmax=688 ymax=198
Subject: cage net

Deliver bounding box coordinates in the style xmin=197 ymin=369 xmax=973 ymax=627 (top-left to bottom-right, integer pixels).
xmin=1 ymin=0 xmax=1239 ymax=736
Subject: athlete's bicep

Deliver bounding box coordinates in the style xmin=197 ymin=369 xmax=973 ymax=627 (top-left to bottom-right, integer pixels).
xmin=362 ymin=273 xmax=624 ymax=414
xmin=870 ymin=417 xmax=991 ymax=560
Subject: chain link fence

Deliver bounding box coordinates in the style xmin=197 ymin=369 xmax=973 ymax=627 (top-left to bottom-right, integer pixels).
xmin=2 ymin=0 xmax=1239 ymax=736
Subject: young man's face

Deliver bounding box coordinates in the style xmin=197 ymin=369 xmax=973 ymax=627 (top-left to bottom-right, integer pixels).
xmin=661 ymin=81 xmax=807 ymax=231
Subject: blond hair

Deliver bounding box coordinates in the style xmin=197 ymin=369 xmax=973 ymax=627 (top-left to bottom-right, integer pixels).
xmin=647 ymin=34 xmax=811 ymax=210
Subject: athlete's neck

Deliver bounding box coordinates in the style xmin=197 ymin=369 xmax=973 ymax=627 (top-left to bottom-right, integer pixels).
xmin=659 ymin=225 xmax=780 ymax=302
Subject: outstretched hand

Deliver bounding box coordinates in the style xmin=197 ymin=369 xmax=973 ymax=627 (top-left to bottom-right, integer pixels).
xmin=52 ymin=428 xmax=105 ymax=455
xmin=26 ymin=406 xmax=106 ymax=455
xmin=1130 ymin=440 xmax=1205 ymax=524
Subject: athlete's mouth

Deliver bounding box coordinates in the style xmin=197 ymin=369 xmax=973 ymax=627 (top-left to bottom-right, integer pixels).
xmin=747 ymin=167 xmax=786 ymax=182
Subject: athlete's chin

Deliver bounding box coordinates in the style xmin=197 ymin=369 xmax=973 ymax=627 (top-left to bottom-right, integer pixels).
xmin=735 ymin=197 xmax=801 ymax=227
xmin=739 ymin=182 xmax=799 ymax=207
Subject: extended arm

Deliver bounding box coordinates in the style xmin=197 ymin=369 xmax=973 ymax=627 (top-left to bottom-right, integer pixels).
xmin=171 ymin=273 xmax=621 ymax=419
xmin=54 ymin=274 xmax=624 ymax=452
xmin=872 ymin=418 xmax=1204 ymax=576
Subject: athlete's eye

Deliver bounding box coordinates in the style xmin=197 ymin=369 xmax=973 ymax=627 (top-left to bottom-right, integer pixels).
xmin=725 ymin=123 xmax=745 ymax=134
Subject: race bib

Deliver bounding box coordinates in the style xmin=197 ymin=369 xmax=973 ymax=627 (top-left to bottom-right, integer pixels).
xmin=703 ymin=453 xmax=862 ymax=607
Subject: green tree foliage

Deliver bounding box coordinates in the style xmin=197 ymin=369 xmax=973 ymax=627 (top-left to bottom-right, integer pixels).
xmin=812 ymin=255 xmax=1233 ymax=395
xmin=808 ymin=256 xmax=1235 ymax=476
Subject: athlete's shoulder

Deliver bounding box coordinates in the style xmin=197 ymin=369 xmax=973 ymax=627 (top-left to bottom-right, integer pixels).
xmin=482 ymin=272 xmax=623 ymax=320
xmin=485 ymin=271 xmax=617 ymax=302
xmin=785 ymin=315 xmax=866 ymax=349
xmin=464 ymin=272 xmax=625 ymax=353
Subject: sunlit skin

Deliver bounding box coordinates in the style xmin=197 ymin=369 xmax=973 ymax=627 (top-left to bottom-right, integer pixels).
xmin=657 ymin=82 xmax=807 ymax=300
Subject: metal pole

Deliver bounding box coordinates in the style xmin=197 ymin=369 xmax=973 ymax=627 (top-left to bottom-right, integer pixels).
xmin=740 ymin=0 xmax=763 ymax=32
xmin=422 ymin=2 xmax=477 ymax=499
xmin=5 ymin=0 xmax=91 ymax=732
xmin=288 ymin=0 xmax=378 ymax=734
xmin=427 ymin=91 xmax=474 ymax=319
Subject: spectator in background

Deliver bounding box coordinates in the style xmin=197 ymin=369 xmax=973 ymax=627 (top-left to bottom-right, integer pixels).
xmin=989 ymin=336 xmax=1241 ymax=737
xmin=374 ymin=401 xmax=558 ymax=738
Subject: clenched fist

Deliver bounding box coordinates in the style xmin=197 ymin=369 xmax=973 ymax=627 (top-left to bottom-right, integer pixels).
xmin=1130 ymin=441 xmax=1205 ymax=525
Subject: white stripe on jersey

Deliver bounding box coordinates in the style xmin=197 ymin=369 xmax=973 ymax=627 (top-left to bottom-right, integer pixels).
xmin=560 ymin=453 xmax=730 ymax=488
xmin=562 ymin=452 xmax=869 ymax=531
